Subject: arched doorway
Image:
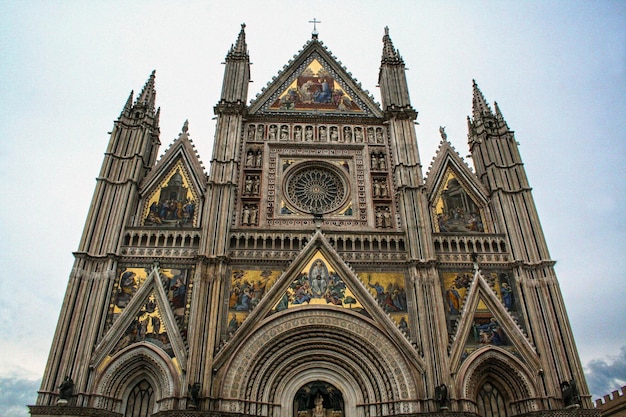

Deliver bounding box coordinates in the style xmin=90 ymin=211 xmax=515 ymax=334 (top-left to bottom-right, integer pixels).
xmin=294 ymin=381 xmax=344 ymax=417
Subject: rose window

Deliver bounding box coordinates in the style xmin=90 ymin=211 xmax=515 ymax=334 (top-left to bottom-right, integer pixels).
xmin=285 ymin=166 xmax=347 ymax=214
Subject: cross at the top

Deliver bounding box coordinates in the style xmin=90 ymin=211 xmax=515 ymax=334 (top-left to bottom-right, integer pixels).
xmin=309 ymin=18 xmax=321 ymax=39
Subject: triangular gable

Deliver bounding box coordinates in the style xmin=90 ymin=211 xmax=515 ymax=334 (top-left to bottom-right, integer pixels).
xmin=249 ymin=40 xmax=383 ymax=117
xmin=139 ymin=123 xmax=207 ymax=227
xmin=448 ymin=268 xmax=538 ymax=372
xmin=425 ymin=140 xmax=491 ymax=233
xmin=215 ymin=231 xmax=420 ymax=368
xmin=92 ymin=266 xmax=188 ymax=371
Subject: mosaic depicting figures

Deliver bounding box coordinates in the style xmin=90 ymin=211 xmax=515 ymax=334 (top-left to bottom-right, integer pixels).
xmin=143 ymin=162 xmax=198 ymax=227
xmin=111 ymin=268 xmax=151 ymax=319
xmin=364 ymin=272 xmax=409 ymax=330
xmin=112 ymin=294 xmax=175 ymax=357
xmin=228 ymin=269 xmax=277 ymax=326
xmin=270 ymin=59 xmax=362 ymax=112
xmin=107 ymin=267 xmax=193 ymax=344
xmin=274 ymin=254 xmax=364 ymax=313
xmin=433 ymin=170 xmax=485 ymax=233
xmin=441 ymin=271 xmax=516 ymax=317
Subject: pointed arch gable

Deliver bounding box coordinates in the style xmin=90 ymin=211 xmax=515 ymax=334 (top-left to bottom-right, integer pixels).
xmin=138 ymin=131 xmax=206 ymax=228
xmin=426 ymin=141 xmax=491 ymax=234
xmin=448 ymin=269 xmax=539 ymax=373
xmin=92 ymin=343 xmax=181 ymax=413
xmin=215 ymin=231 xmax=421 ymax=371
xmin=249 ymin=40 xmax=383 ymax=118
xmin=455 ymin=346 xmax=541 ymax=415
xmin=92 ymin=267 xmax=188 ymax=371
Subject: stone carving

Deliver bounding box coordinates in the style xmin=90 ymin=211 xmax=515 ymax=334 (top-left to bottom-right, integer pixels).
xmin=57 ymin=376 xmax=74 ymax=404
xmin=189 ymin=382 xmax=201 ymax=409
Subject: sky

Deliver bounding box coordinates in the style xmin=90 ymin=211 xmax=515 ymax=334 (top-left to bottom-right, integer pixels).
xmin=0 ymin=0 xmax=624 ymax=415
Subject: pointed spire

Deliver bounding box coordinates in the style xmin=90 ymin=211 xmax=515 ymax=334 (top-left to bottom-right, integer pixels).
xmin=472 ymin=79 xmax=493 ymax=120
xmin=120 ymin=90 xmax=133 ymax=117
xmin=136 ymin=70 xmax=157 ymax=111
xmin=227 ymin=23 xmax=249 ymax=61
xmin=381 ymin=26 xmax=403 ymax=65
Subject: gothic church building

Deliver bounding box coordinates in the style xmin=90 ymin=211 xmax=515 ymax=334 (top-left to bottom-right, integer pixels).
xmin=31 ymin=25 xmax=597 ymax=417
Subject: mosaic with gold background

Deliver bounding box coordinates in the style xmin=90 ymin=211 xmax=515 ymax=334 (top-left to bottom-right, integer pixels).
xmin=143 ymin=160 xmax=199 ymax=227
xmin=106 ymin=267 xmax=194 ymax=355
xmin=433 ymin=169 xmax=486 ymax=233
xmin=270 ymin=58 xmax=362 ymax=113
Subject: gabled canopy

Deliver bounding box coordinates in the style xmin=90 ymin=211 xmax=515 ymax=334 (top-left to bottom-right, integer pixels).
xmin=249 ymin=39 xmax=383 ymax=118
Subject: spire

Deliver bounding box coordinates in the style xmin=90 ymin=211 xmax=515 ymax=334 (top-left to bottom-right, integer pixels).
xmin=227 ymin=23 xmax=248 ymax=61
xmin=120 ymin=90 xmax=133 ymax=117
xmin=136 ymin=70 xmax=157 ymax=111
xmin=494 ymin=101 xmax=508 ymax=125
xmin=381 ymin=26 xmax=403 ymax=65
xmin=472 ymin=79 xmax=493 ymax=120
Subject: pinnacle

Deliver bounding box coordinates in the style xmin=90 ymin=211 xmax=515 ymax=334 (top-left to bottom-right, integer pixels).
xmin=381 ymin=26 xmax=403 ymax=65
xmin=471 ymin=79 xmax=493 ymax=120
xmin=136 ymin=70 xmax=157 ymax=111
xmin=227 ymin=23 xmax=249 ymax=61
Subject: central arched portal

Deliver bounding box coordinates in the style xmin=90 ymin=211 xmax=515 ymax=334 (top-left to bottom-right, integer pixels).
xmin=294 ymin=381 xmax=344 ymax=417
xmin=216 ymin=308 xmax=424 ymax=417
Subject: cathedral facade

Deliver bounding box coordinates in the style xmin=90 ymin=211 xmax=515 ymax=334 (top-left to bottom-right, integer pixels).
xmin=31 ymin=26 xmax=598 ymax=417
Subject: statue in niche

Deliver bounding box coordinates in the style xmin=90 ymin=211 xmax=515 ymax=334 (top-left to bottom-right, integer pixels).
xmin=294 ymin=125 xmax=302 ymax=141
xmin=319 ymin=126 xmax=327 ymax=141
xmin=242 ymin=205 xmax=251 ymax=225
xmin=295 ymin=382 xmax=343 ymax=417
xmin=354 ymin=127 xmax=363 ymax=142
xmin=269 ymin=124 xmax=277 ymax=140
xmin=330 ymin=126 xmax=338 ymax=141
xmin=343 ymin=126 xmax=352 ymax=142
xmin=280 ymin=125 xmax=289 ymax=140
xmin=312 ymin=394 xmax=326 ymax=417
xmin=371 ymin=153 xmax=378 ymax=170
xmin=250 ymin=205 xmax=258 ymax=225
xmin=305 ymin=126 xmax=313 ymax=141
xmin=376 ymin=127 xmax=384 ymax=143
xmin=378 ymin=153 xmax=386 ymax=170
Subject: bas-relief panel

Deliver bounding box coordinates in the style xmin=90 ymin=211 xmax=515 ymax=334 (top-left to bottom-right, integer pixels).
xmin=433 ymin=170 xmax=486 ymax=233
xmin=270 ymin=59 xmax=362 ymax=113
xmin=142 ymin=161 xmax=198 ymax=227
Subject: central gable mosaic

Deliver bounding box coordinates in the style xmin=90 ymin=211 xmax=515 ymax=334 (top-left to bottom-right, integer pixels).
xmin=269 ymin=59 xmax=363 ymax=113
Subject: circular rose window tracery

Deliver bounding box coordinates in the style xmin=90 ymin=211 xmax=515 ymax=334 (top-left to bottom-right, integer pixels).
xmin=285 ymin=165 xmax=347 ymax=214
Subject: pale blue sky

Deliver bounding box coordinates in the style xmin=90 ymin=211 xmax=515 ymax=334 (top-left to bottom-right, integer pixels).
xmin=1 ymin=0 xmax=624 ymax=409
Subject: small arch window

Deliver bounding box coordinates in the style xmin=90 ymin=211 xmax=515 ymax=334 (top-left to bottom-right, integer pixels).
xmin=477 ymin=382 xmax=507 ymax=417
xmin=125 ymin=379 xmax=154 ymax=417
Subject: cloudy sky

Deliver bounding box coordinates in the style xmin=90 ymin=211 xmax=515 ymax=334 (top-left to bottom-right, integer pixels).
xmin=1 ymin=0 xmax=624 ymax=414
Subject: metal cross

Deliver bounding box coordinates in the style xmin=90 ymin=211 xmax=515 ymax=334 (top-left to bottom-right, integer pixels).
xmin=309 ymin=18 xmax=321 ymax=38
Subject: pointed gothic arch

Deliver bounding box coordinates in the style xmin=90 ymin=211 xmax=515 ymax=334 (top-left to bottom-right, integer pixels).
xmin=456 ymin=347 xmax=540 ymax=416
xmin=92 ymin=343 xmax=181 ymax=413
